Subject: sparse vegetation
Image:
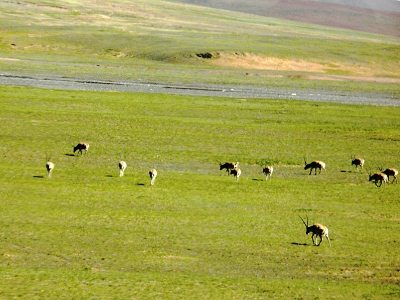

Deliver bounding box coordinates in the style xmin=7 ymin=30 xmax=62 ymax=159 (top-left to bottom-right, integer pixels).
xmin=0 ymin=0 xmax=399 ymax=95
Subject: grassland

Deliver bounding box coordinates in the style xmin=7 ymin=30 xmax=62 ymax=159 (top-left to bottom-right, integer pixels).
xmin=0 ymin=0 xmax=399 ymax=95
xmin=0 ymin=85 xmax=399 ymax=299
xmin=0 ymin=1 xmax=399 ymax=298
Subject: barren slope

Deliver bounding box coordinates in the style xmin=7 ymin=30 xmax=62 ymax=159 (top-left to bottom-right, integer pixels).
xmin=172 ymin=0 xmax=400 ymax=37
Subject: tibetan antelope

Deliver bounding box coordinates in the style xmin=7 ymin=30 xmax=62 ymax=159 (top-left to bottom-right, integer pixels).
xmin=73 ymin=142 xmax=89 ymax=156
xmin=149 ymin=169 xmax=157 ymax=185
xmin=46 ymin=161 xmax=55 ymax=178
xmin=368 ymin=169 xmax=388 ymax=187
xmin=262 ymin=166 xmax=273 ymax=180
xmin=119 ymin=161 xmax=127 ymax=177
xmin=298 ymin=215 xmax=331 ymax=247
xmin=230 ymin=167 xmax=241 ymax=182
xmin=219 ymin=162 xmax=238 ymax=174
xmin=351 ymin=156 xmax=365 ymax=171
xmin=382 ymin=168 xmax=398 ymax=184
xmin=304 ymin=158 xmax=326 ymax=175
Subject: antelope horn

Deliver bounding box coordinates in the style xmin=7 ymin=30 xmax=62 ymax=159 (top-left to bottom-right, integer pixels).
xmin=298 ymin=215 xmax=307 ymax=227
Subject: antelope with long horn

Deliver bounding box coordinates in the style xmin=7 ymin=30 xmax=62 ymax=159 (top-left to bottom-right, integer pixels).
xmin=298 ymin=215 xmax=331 ymax=247
xmin=46 ymin=156 xmax=55 ymax=178
xmin=119 ymin=161 xmax=127 ymax=177
xmin=382 ymin=168 xmax=398 ymax=184
xmin=304 ymin=157 xmax=326 ymax=175
xmin=367 ymin=169 xmax=388 ymax=187
xmin=73 ymin=142 xmax=89 ymax=156
xmin=230 ymin=167 xmax=241 ymax=182
xmin=262 ymin=166 xmax=273 ymax=180
xmin=351 ymin=155 xmax=365 ymax=171
xmin=149 ymin=169 xmax=157 ymax=185
xmin=219 ymin=161 xmax=238 ymax=175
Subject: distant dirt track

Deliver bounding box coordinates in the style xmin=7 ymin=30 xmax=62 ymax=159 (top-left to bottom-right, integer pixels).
xmin=0 ymin=74 xmax=399 ymax=106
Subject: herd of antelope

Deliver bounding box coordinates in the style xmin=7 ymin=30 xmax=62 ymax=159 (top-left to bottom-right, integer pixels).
xmin=46 ymin=146 xmax=398 ymax=188
xmin=45 ymin=145 xmax=397 ymax=247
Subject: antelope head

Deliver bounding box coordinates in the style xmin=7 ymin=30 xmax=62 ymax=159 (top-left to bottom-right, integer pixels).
xmin=298 ymin=215 xmax=310 ymax=234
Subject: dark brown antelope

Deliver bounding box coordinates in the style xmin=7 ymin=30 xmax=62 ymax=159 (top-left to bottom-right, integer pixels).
xmin=149 ymin=169 xmax=157 ymax=185
xmin=230 ymin=167 xmax=241 ymax=182
xmin=368 ymin=169 xmax=388 ymax=187
xmin=46 ymin=161 xmax=55 ymax=178
xmin=382 ymin=168 xmax=398 ymax=184
xmin=351 ymin=156 xmax=365 ymax=171
xmin=304 ymin=158 xmax=326 ymax=175
xmin=219 ymin=161 xmax=238 ymax=174
xmin=73 ymin=142 xmax=89 ymax=156
xmin=119 ymin=161 xmax=127 ymax=177
xmin=262 ymin=166 xmax=273 ymax=180
xmin=298 ymin=215 xmax=331 ymax=247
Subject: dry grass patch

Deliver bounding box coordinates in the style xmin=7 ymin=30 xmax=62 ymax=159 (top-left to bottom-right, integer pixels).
xmin=212 ymin=52 xmax=327 ymax=72
xmin=209 ymin=52 xmax=400 ymax=79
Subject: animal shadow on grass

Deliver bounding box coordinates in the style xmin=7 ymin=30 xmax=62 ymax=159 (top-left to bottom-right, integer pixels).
xmin=291 ymin=242 xmax=308 ymax=246
xmin=252 ymin=178 xmax=264 ymax=181
xmin=65 ymin=153 xmax=75 ymax=157
xmin=341 ymin=170 xmax=360 ymax=173
xmin=33 ymin=175 xmax=44 ymax=178
xmin=136 ymin=183 xmax=145 ymax=186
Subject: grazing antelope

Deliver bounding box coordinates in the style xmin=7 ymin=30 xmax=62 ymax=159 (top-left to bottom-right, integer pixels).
xmin=219 ymin=162 xmax=238 ymax=174
xmin=230 ymin=167 xmax=241 ymax=182
xmin=46 ymin=161 xmax=55 ymax=178
xmin=119 ymin=161 xmax=127 ymax=177
xmin=351 ymin=156 xmax=365 ymax=171
xmin=368 ymin=169 xmax=389 ymax=187
xmin=73 ymin=142 xmax=89 ymax=156
xmin=298 ymin=215 xmax=331 ymax=247
xmin=262 ymin=166 xmax=274 ymax=180
xmin=382 ymin=168 xmax=398 ymax=184
xmin=304 ymin=158 xmax=326 ymax=175
xmin=149 ymin=169 xmax=157 ymax=185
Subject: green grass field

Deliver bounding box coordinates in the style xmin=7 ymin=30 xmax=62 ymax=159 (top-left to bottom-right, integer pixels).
xmin=1 ymin=0 xmax=399 ymax=298
xmin=0 ymin=86 xmax=399 ymax=299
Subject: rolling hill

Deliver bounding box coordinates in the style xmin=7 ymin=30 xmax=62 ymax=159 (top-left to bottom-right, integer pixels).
xmin=0 ymin=0 xmax=399 ymax=91
xmin=172 ymin=0 xmax=400 ymax=37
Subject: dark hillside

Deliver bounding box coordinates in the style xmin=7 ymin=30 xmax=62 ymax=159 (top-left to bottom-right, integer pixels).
xmin=172 ymin=0 xmax=400 ymax=37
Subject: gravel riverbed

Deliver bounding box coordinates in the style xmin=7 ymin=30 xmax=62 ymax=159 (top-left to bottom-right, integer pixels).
xmin=1 ymin=73 xmax=399 ymax=106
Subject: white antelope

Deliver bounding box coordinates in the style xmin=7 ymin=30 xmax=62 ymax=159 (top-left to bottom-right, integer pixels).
xmin=351 ymin=156 xmax=365 ymax=170
xmin=119 ymin=161 xmax=127 ymax=177
xmin=46 ymin=161 xmax=55 ymax=178
xmin=149 ymin=169 xmax=157 ymax=185
xmin=219 ymin=161 xmax=238 ymax=174
xmin=382 ymin=168 xmax=398 ymax=184
xmin=299 ymin=215 xmax=331 ymax=247
xmin=73 ymin=142 xmax=89 ymax=156
xmin=368 ymin=169 xmax=388 ymax=187
xmin=230 ymin=167 xmax=241 ymax=182
xmin=304 ymin=158 xmax=326 ymax=175
xmin=262 ymin=166 xmax=273 ymax=180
